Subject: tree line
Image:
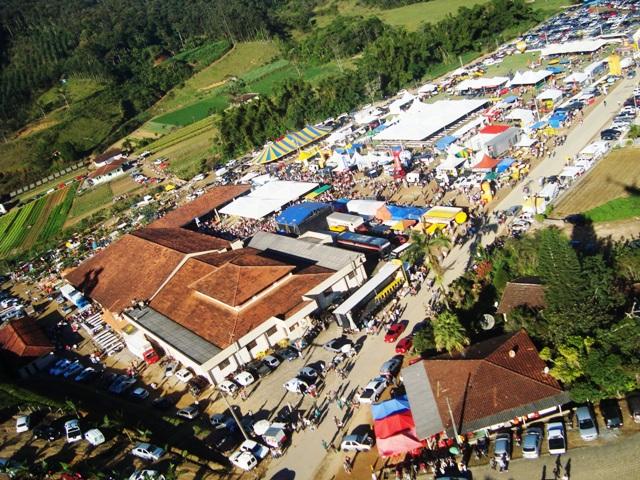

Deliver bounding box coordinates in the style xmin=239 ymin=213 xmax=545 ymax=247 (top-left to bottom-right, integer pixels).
xmin=217 ymin=0 xmax=541 ymax=158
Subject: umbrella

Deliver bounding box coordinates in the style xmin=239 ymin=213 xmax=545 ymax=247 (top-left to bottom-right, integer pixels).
xmin=253 ymin=419 xmax=270 ymax=436
xmin=449 ymin=446 xmax=460 ymax=455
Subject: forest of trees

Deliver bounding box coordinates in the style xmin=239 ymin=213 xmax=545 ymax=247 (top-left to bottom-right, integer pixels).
xmin=217 ymin=0 xmax=541 ymax=158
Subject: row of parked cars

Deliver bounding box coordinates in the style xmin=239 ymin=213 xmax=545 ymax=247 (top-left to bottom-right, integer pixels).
xmin=600 ymin=90 xmax=640 ymax=141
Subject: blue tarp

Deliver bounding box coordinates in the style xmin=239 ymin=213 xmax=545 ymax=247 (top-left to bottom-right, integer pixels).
xmin=546 ymin=66 xmax=564 ymax=74
xmin=386 ymin=204 xmax=428 ymax=221
xmin=496 ymin=157 xmax=516 ymax=173
xmin=435 ymin=135 xmax=458 ymax=151
xmin=275 ymin=202 xmax=328 ymax=226
xmin=371 ymin=394 xmax=411 ymax=421
xmin=530 ymin=120 xmax=547 ymax=130
xmin=502 ymin=95 xmax=518 ymax=104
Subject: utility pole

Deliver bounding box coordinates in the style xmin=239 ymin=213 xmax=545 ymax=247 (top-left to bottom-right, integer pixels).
xmin=220 ymin=390 xmax=250 ymax=441
xmin=446 ymin=396 xmax=460 ymax=443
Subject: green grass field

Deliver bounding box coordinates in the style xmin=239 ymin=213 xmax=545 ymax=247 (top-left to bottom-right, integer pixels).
xmin=38 ymin=77 xmax=107 ymax=110
xmin=68 ymin=183 xmax=114 ymax=219
xmin=170 ymin=40 xmax=231 ymax=68
xmin=484 ymin=51 xmax=540 ymax=77
xmin=315 ymin=0 xmax=571 ymax=30
xmin=585 ymin=196 xmax=640 ymax=223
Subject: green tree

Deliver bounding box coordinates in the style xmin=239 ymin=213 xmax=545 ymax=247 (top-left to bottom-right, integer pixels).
xmin=404 ymin=230 xmax=452 ymax=301
xmin=432 ymin=311 xmax=469 ymax=354
xmin=412 ymin=322 xmax=435 ymax=354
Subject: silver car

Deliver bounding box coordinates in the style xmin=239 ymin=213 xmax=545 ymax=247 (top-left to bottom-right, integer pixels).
xmin=521 ymin=427 xmax=542 ymax=459
xmin=575 ymin=405 xmax=598 ymax=441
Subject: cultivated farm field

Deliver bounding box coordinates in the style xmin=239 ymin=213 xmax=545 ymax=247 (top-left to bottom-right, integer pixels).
xmin=554 ymin=147 xmax=640 ymax=219
xmin=0 ymin=183 xmax=77 ymax=258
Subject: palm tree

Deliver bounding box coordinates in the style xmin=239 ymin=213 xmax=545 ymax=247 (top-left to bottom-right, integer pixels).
xmin=433 ymin=311 xmax=470 ymax=354
xmin=404 ymin=230 xmax=452 ymax=303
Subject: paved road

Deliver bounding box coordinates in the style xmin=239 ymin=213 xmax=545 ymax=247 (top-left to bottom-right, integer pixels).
xmin=265 ymin=75 xmax=639 ymax=480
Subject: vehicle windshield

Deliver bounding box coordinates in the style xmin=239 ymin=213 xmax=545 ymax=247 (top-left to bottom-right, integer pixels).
xmin=523 ymin=435 xmax=537 ymax=451
xmin=579 ymin=418 xmax=594 ymax=429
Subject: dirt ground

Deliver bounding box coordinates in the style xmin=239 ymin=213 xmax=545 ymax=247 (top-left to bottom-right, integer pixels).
xmin=554 ymin=147 xmax=640 ymax=217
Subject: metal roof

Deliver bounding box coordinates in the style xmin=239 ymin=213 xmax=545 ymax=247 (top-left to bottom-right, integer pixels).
xmin=333 ymin=263 xmax=399 ymax=316
xmin=403 ymin=362 xmax=445 ymax=439
xmin=248 ymin=231 xmax=364 ymax=271
xmin=127 ymin=306 xmax=220 ymax=364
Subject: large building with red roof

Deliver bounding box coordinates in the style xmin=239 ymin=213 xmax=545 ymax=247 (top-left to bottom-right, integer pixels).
xmin=403 ymin=330 xmax=569 ymax=441
xmin=65 ymin=186 xmax=367 ymax=382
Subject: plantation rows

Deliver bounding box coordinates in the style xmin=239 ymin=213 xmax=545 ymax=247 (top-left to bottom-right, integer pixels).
xmin=0 ymin=183 xmax=78 ymax=258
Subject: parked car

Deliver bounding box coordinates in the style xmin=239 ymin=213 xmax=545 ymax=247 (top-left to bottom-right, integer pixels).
xmin=210 ymin=413 xmax=237 ymax=431
xmin=175 ymin=368 xmax=194 ymax=383
xmin=234 ymin=371 xmax=256 ymax=387
xmin=575 ymin=405 xmax=598 ymax=441
xmin=262 ymin=354 xmax=281 ymax=369
xmin=128 ymin=470 xmax=165 ymax=480
xmin=600 ymin=128 xmax=621 ymax=140
xmin=109 ymin=376 xmax=136 ymax=395
xmin=33 ymin=424 xmax=62 ymax=442
xmin=218 ymin=380 xmax=239 ymax=396
xmin=298 ymin=366 xmax=320 ymax=380
xmin=131 ymin=443 xmax=165 ymax=461
xmin=151 ymin=396 xmax=175 ymax=410
xmin=626 ymin=392 xmax=640 ymax=423
xmin=546 ymin=421 xmax=566 ymax=454
xmin=49 ymin=359 xmax=72 ymax=376
xmin=177 ymin=404 xmax=200 ymax=420
xmin=323 ymin=337 xmax=353 ymax=353
xmin=74 ymin=366 xmax=100 ymax=383
xmin=283 ymin=377 xmax=312 ymax=394
xmin=229 ymin=450 xmax=257 ymax=471
xmin=521 ymin=427 xmax=542 ymax=459
xmin=358 ymin=377 xmax=387 ymax=404
xmin=63 ymin=362 xmax=85 ymax=379
xmin=600 ymin=399 xmax=623 ymax=429
xmin=15 ymin=415 xmax=30 ymax=433
xmin=395 ymin=336 xmax=413 ymax=354
xmin=380 ymin=357 xmax=402 ymax=377
xmin=384 ymin=323 xmax=406 ymax=343
xmin=188 ymin=376 xmax=210 ymax=397
xmin=84 ymin=428 xmax=105 ymax=446
xmin=130 ymin=387 xmax=150 ymax=401
xmin=280 ymin=346 xmax=300 ymax=361
xmin=341 ymin=433 xmax=374 ymax=452
xmin=493 ymin=433 xmax=511 ymax=460
xmin=164 ymin=361 xmax=179 ymax=377
xmin=64 ymin=419 xmax=83 ymax=443
xmin=239 ymin=439 xmax=269 ymax=460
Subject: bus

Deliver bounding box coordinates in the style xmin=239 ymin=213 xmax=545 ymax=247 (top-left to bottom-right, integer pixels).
xmin=389 ymin=241 xmax=412 ymax=260
xmin=335 ymin=231 xmax=392 ymax=258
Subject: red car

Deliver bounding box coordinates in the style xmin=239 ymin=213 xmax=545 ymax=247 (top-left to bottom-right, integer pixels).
xmin=384 ymin=323 xmax=406 ymax=343
xmin=395 ymin=336 xmax=413 ymax=354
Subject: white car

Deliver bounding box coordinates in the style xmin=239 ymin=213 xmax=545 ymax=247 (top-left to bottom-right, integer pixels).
xmin=131 ymin=442 xmax=165 ymax=461
xmin=229 ymin=450 xmax=258 ymax=471
xmin=218 ymin=380 xmax=239 ymax=396
xmin=192 ymin=174 xmax=205 ymax=182
xmin=298 ymin=366 xmax=319 ymax=380
xmin=358 ymin=377 xmax=388 ymax=404
xmin=84 ymin=428 xmax=105 ymax=446
xmin=64 ymin=419 xmax=82 ymax=443
xmin=239 ymin=440 xmax=269 ymax=460
xmin=546 ymin=421 xmax=566 ymax=455
xmin=164 ymin=361 xmax=179 ymax=377
xmin=263 ymin=355 xmax=281 ymax=369
xmin=175 ymin=368 xmax=194 ymax=383
xmin=234 ymin=371 xmax=255 ymax=387
xmin=15 ymin=415 xmax=30 ymax=433
xmin=283 ymin=377 xmax=311 ymax=394
xmin=177 ymin=404 xmax=200 ymax=420
xmin=129 ymin=471 xmax=165 ymax=480
xmin=341 ymin=434 xmax=374 ymax=452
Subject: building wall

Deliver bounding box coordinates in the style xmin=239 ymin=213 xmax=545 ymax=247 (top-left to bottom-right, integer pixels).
xmin=91 ymin=168 xmax=125 ymax=186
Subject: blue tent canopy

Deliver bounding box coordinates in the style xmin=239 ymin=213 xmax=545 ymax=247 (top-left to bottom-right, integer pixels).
xmin=502 ymin=95 xmax=518 ymax=104
xmin=371 ymin=394 xmax=411 ymax=421
xmin=275 ymin=202 xmax=328 ymax=227
xmin=496 ymin=157 xmax=516 ymax=173
xmin=530 ymin=120 xmax=547 ymax=130
xmin=435 ymin=135 xmax=458 ymax=151
xmin=386 ymin=205 xmax=428 ymax=221
xmin=546 ymin=66 xmax=565 ymax=74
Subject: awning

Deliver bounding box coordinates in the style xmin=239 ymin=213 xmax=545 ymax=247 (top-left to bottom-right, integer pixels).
xmin=484 ymin=172 xmax=498 ymax=181
xmin=496 ymin=157 xmax=516 ymax=173
xmin=254 ymin=125 xmax=331 ymax=164
xmin=371 ymin=394 xmax=410 ymax=420
xmin=374 ymin=410 xmax=416 ymax=439
xmin=502 ymin=95 xmax=518 ymax=104
xmin=435 ymin=135 xmax=458 ymax=151
xmin=471 ymin=154 xmax=500 ymax=171
xmin=376 ymin=430 xmax=425 ymax=457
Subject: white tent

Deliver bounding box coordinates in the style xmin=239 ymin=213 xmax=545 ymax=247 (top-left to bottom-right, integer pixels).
xmin=250 ymin=173 xmax=273 ymax=186
xmin=620 ymin=57 xmax=634 ymax=69
xmin=584 ymin=60 xmax=605 ymax=77
xmin=505 ymin=108 xmax=535 ymax=127
xmin=346 ymin=199 xmax=386 ymax=217
xmin=374 ymin=99 xmax=488 ymax=142
xmin=452 ymin=117 xmax=485 ymax=138
xmin=454 ymin=76 xmax=508 ymax=92
xmin=436 ymin=156 xmax=466 ymax=173
xmin=559 ymin=166 xmax=582 ymax=178
xmin=239 ymin=171 xmax=260 ymax=183
xmin=508 ymin=70 xmax=552 ymax=87
xmin=354 ymin=105 xmax=383 ymax=125
xmin=536 ymin=88 xmax=563 ymax=102
xmin=579 ymin=141 xmax=608 ymax=159
xmin=517 ymin=135 xmax=537 ymax=148
xmin=564 ymin=72 xmax=588 ymax=84
xmin=219 ymin=180 xmax=317 ymax=219
xmin=540 ymin=39 xmax=608 ymax=57
xmin=451 ymin=68 xmax=468 ymax=77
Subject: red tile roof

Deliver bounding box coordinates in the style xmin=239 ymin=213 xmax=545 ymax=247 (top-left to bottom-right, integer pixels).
xmin=419 ymin=330 xmax=564 ymax=434
xmin=93 ymin=149 xmax=122 ymax=165
xmin=148 ymin=185 xmax=250 ymax=229
xmin=64 ymin=227 xmax=229 ymax=313
xmin=149 ymin=250 xmax=334 ymax=349
xmin=88 ymin=157 xmax=127 ymax=179
xmin=479 ymin=124 xmax=510 ymax=135
xmin=0 ymin=318 xmax=53 ymax=357
xmin=496 ymin=278 xmax=546 ymax=314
